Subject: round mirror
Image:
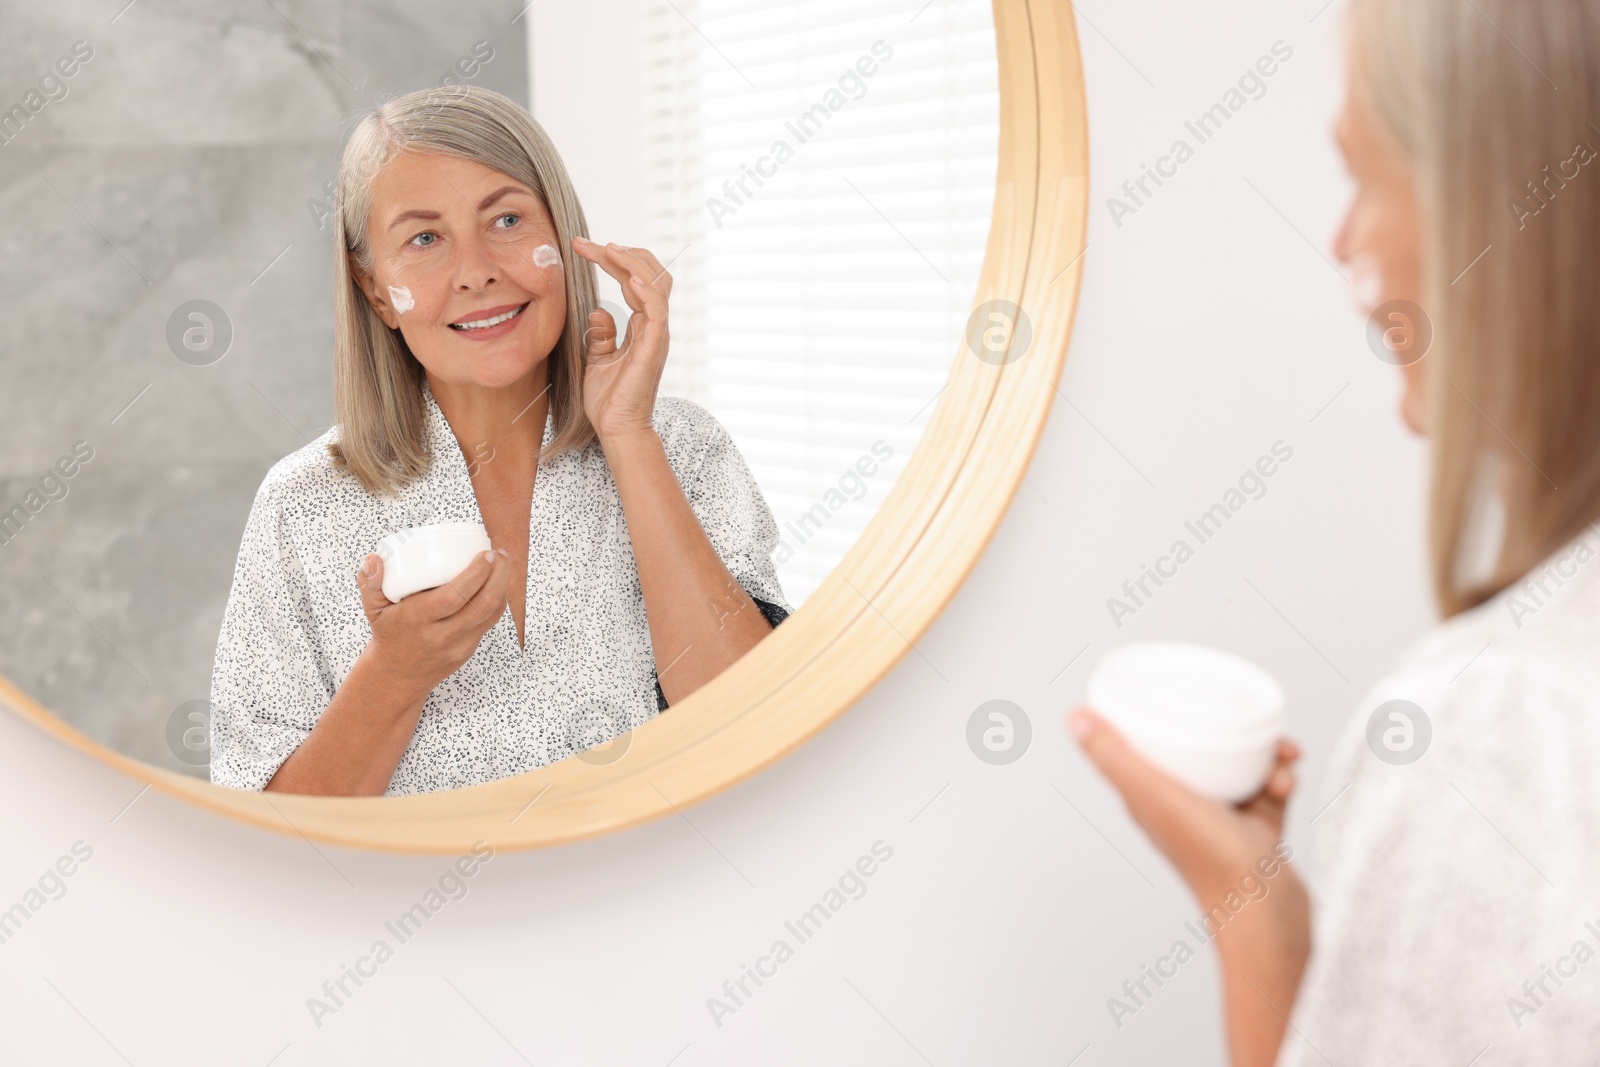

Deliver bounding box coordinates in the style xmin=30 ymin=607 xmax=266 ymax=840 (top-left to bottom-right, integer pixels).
xmin=0 ymin=0 xmax=1086 ymax=850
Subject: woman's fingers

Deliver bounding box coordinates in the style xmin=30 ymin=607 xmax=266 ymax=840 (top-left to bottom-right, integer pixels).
xmin=571 ymin=237 xmax=673 ymax=431
xmin=628 ymin=272 xmax=669 ymax=326
xmin=1069 ymin=708 xmax=1217 ymax=843
xmin=571 ymin=237 xmax=640 ymax=306
xmin=1253 ymin=740 xmax=1301 ymax=804
xmin=571 ymin=237 xmax=673 ymax=315
xmin=1070 ymin=707 xmax=1302 ymax=905
xmin=571 ymin=238 xmax=671 ymax=379
xmin=454 ymin=547 xmax=513 ymax=631
xmin=585 ymin=308 xmax=620 ymax=364
xmin=1237 ymin=743 xmax=1300 ymax=830
xmin=409 ymin=548 xmax=498 ymax=621
xmin=624 ymin=273 xmax=670 ymax=374
xmin=356 ymin=554 xmax=392 ymax=617
xmin=1070 ymin=708 xmax=1172 ymax=801
xmin=610 ymin=245 xmax=674 ymax=297
xmin=359 ymin=549 xmax=510 ymax=685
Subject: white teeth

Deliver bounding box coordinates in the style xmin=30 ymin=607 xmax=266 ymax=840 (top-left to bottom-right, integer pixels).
xmin=451 ymin=304 xmax=525 ymax=330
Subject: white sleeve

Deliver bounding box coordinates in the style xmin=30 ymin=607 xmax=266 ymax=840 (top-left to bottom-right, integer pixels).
xmin=662 ymin=399 xmax=792 ymax=615
xmin=207 ymin=473 xmax=333 ymax=790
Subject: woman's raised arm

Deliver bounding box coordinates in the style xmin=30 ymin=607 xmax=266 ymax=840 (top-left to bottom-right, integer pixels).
xmin=569 ymin=236 xmax=775 ymax=704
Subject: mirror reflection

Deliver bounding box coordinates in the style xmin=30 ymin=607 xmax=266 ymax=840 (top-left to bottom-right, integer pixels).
xmin=0 ymin=0 xmax=998 ymax=794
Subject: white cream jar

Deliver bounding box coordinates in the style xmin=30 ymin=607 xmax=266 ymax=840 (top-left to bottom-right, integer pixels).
xmin=1086 ymin=641 xmax=1286 ymax=803
xmin=374 ymin=521 xmax=493 ymax=603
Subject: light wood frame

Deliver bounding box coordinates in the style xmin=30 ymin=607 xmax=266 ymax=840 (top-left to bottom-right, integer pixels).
xmin=0 ymin=0 xmax=1088 ymax=854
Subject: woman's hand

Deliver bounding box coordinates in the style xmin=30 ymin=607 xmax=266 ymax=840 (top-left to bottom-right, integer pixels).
xmin=1068 ymin=708 xmax=1311 ymax=1067
xmin=1068 ymin=708 xmax=1300 ymax=902
xmin=357 ymin=547 xmax=513 ymax=695
xmin=570 ymin=236 xmax=672 ymax=443
xmin=262 ymin=548 xmax=514 ymax=797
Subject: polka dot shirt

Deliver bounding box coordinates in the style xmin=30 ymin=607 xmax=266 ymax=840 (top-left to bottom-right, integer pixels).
xmin=208 ymin=382 xmax=790 ymax=795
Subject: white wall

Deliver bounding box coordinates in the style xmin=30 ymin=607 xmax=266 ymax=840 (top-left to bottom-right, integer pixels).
xmin=527 ymin=0 xmax=647 ymax=325
xmin=0 ymin=1 xmax=1433 ymax=1064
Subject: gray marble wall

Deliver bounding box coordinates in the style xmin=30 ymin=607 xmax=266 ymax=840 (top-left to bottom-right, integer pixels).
xmin=0 ymin=0 xmax=530 ymax=776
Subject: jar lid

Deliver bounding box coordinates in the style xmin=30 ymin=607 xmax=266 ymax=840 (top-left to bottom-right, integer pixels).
xmin=377 ymin=521 xmax=487 ymax=557
xmin=1086 ymin=641 xmax=1285 ymax=750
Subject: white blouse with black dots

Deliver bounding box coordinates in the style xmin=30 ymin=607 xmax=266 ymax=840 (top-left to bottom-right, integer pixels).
xmin=208 ymin=381 xmax=790 ymax=796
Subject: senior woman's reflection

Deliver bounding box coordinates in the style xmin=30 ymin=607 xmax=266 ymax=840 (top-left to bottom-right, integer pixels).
xmin=208 ymin=85 xmax=789 ymax=797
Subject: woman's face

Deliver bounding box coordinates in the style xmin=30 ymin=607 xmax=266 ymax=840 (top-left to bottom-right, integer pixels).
xmin=352 ymin=151 xmax=567 ymax=391
xmin=1331 ymin=64 xmax=1429 ymax=435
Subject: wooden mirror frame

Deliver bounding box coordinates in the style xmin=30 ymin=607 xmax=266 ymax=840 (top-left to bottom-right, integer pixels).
xmin=0 ymin=0 xmax=1088 ymax=853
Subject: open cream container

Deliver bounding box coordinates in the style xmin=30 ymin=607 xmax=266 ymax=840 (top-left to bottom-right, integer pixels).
xmin=374 ymin=521 xmax=492 ymax=603
xmin=1086 ymin=641 xmax=1286 ymax=803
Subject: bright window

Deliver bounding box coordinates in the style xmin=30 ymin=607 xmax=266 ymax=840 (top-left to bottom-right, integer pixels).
xmin=642 ymin=0 xmax=1000 ymax=603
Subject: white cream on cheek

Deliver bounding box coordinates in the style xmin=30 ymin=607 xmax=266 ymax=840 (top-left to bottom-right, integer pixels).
xmin=387 ymin=285 xmax=415 ymax=314
xmin=532 ymin=243 xmax=561 ymax=269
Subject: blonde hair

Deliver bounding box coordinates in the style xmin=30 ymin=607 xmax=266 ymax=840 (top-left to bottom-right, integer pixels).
xmin=326 ymin=84 xmax=599 ymax=495
xmin=1350 ymin=0 xmax=1600 ymax=616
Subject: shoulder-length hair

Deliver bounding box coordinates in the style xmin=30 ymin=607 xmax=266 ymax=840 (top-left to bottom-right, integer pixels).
xmin=1350 ymin=0 xmax=1600 ymax=617
xmin=326 ymin=84 xmax=599 ymax=495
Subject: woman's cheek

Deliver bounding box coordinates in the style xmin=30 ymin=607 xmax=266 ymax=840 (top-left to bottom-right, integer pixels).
xmin=512 ymin=252 xmax=567 ymax=334
xmin=507 ymin=241 xmax=564 ymax=295
xmin=386 ymin=284 xmax=415 ymax=314
xmin=531 ymin=242 xmax=563 ymax=271
xmin=388 ymin=258 xmax=449 ymax=321
xmin=538 ymin=282 xmax=568 ymax=341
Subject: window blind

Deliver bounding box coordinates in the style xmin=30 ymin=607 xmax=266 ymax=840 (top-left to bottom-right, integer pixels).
xmin=642 ymin=0 xmax=1000 ymax=604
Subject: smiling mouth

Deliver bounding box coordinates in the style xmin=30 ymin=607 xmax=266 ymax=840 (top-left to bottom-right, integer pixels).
xmin=450 ymin=302 xmax=529 ymax=331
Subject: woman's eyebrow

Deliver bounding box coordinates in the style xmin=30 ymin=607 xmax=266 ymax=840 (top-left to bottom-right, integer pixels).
xmin=475 ymin=185 xmax=532 ymax=211
xmin=388 ymin=207 xmax=441 ymax=230
xmin=386 ymin=186 xmax=533 ymax=231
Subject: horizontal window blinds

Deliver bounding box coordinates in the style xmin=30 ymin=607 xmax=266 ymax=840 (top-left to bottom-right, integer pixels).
xmin=643 ymin=0 xmax=999 ymax=603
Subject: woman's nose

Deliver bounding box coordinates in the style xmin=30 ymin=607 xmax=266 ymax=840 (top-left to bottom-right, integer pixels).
xmin=452 ymin=234 xmax=500 ymax=290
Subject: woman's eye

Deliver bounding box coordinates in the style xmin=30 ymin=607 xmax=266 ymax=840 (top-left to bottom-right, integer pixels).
xmin=408 ymin=232 xmax=438 ymax=248
xmin=494 ymin=213 xmax=520 ymax=231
